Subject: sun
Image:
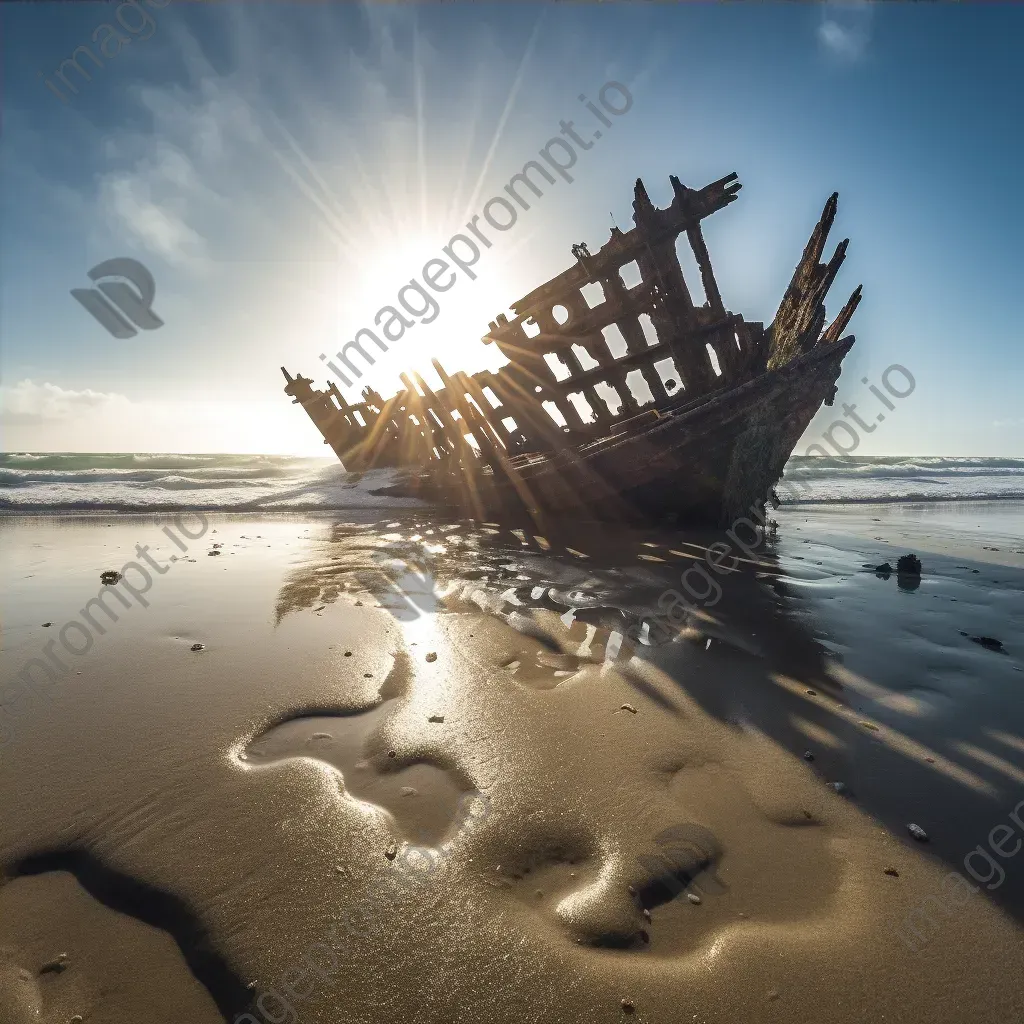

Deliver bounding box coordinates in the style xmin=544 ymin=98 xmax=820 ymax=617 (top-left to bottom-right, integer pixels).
xmin=328 ymin=232 xmax=513 ymax=400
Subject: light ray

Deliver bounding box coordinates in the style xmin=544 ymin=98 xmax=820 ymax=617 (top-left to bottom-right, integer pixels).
xmin=461 ymin=8 xmax=548 ymax=222
xmin=413 ymin=10 xmax=428 ymax=234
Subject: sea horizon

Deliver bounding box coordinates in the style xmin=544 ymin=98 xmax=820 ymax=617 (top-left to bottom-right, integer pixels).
xmin=2 ymin=452 xmax=1024 ymax=513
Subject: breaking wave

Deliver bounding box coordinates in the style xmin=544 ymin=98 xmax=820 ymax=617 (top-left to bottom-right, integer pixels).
xmin=0 ymin=454 xmax=424 ymax=512
xmin=1 ymin=453 xmax=1021 ymax=512
xmin=779 ymin=456 xmax=1024 ymax=504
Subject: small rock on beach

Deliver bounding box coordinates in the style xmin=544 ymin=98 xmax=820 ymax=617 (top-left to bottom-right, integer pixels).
xmin=897 ymin=553 xmax=922 ymax=576
xmin=969 ymin=635 xmax=1004 ymax=652
xmin=39 ymin=953 xmax=68 ymax=974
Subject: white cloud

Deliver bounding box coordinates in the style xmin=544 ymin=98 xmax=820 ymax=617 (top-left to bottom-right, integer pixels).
xmin=0 ymin=381 xmax=327 ymax=454
xmin=98 ymin=157 xmax=209 ymax=267
xmin=818 ymin=1 xmax=873 ymax=61
xmin=0 ymin=379 xmax=132 ymax=424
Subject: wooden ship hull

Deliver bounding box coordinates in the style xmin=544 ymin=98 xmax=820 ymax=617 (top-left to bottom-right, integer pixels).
xmin=283 ymin=172 xmax=862 ymax=527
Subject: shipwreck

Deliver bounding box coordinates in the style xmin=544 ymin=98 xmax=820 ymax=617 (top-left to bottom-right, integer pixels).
xmin=283 ymin=172 xmax=860 ymax=526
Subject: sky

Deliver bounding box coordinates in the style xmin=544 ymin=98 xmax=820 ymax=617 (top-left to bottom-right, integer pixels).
xmin=1 ymin=0 xmax=1022 ymax=457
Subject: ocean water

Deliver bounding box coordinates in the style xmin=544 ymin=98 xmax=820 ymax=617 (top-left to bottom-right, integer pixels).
xmin=778 ymin=455 xmax=1024 ymax=504
xmin=1 ymin=452 xmax=1022 ymax=512
xmin=0 ymin=453 xmax=417 ymax=512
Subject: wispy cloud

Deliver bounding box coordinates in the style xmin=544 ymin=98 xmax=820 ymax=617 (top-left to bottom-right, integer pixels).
xmin=0 ymin=380 xmax=324 ymax=453
xmin=818 ymin=1 xmax=873 ymax=62
xmin=0 ymin=380 xmax=132 ymax=424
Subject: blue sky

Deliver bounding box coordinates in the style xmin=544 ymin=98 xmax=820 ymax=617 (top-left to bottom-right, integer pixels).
xmin=1 ymin=1 xmax=1022 ymax=455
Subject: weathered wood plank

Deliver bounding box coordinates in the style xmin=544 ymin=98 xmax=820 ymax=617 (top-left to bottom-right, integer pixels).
xmin=819 ymin=285 xmax=863 ymax=347
xmin=767 ymin=193 xmax=851 ymax=370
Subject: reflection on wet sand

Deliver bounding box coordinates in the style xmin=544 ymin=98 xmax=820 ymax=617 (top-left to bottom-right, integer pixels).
xmin=268 ymin=516 xmax=856 ymax=956
xmin=274 ymin=511 xmax=1024 ymax=934
xmin=3 ymin=509 xmax=1021 ymax=1023
xmin=243 ymin=653 xmax=486 ymax=847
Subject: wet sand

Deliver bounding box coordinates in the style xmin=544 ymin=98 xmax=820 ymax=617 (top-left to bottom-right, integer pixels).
xmin=1 ymin=503 xmax=1022 ymax=1022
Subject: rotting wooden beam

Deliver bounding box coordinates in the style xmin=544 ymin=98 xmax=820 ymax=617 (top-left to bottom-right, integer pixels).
xmin=477 ymin=367 xmax=633 ymax=520
xmin=410 ymin=371 xmax=461 ymax=457
xmin=768 ymin=192 xmax=854 ymax=370
xmin=819 ymin=285 xmax=863 ymax=347
xmin=398 ymin=373 xmax=446 ymax=465
xmin=431 ymin=358 xmax=502 ymax=518
xmin=457 ymin=371 xmax=551 ymax=531
xmin=431 ymin=361 xmax=502 ymax=467
xmin=671 ymin=174 xmax=727 ymax=320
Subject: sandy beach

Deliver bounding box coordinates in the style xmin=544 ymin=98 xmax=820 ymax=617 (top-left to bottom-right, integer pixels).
xmin=1 ymin=500 xmax=1022 ymax=1023
xmin=5 ymin=0 xmax=1024 ymax=1016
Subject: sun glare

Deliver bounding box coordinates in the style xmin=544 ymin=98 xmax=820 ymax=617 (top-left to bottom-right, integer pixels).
xmin=328 ymin=232 xmax=512 ymax=399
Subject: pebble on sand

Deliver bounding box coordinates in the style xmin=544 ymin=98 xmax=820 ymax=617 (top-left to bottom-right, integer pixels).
xmin=425 ymin=651 xmax=438 ymax=662
xmin=42 ymin=622 xmax=52 ymax=627
xmin=884 ymin=867 xmax=900 ymax=877
xmin=39 ymin=952 xmax=68 ymax=974
xmin=190 ymin=643 xmax=205 ymax=652
xmin=428 ymin=714 xmax=445 ymax=723
xmin=687 ymin=892 xmax=702 ymax=905
xmin=620 ymin=703 xmax=638 ymax=714
xmin=620 ymin=999 xmax=635 ymax=1014
xmin=385 ymin=843 xmax=398 ymax=860
xmin=968 ymin=635 xmax=1004 ymax=652
xmin=907 ymin=823 xmax=929 ymax=842
xmin=100 ymin=570 xmax=122 ymax=585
